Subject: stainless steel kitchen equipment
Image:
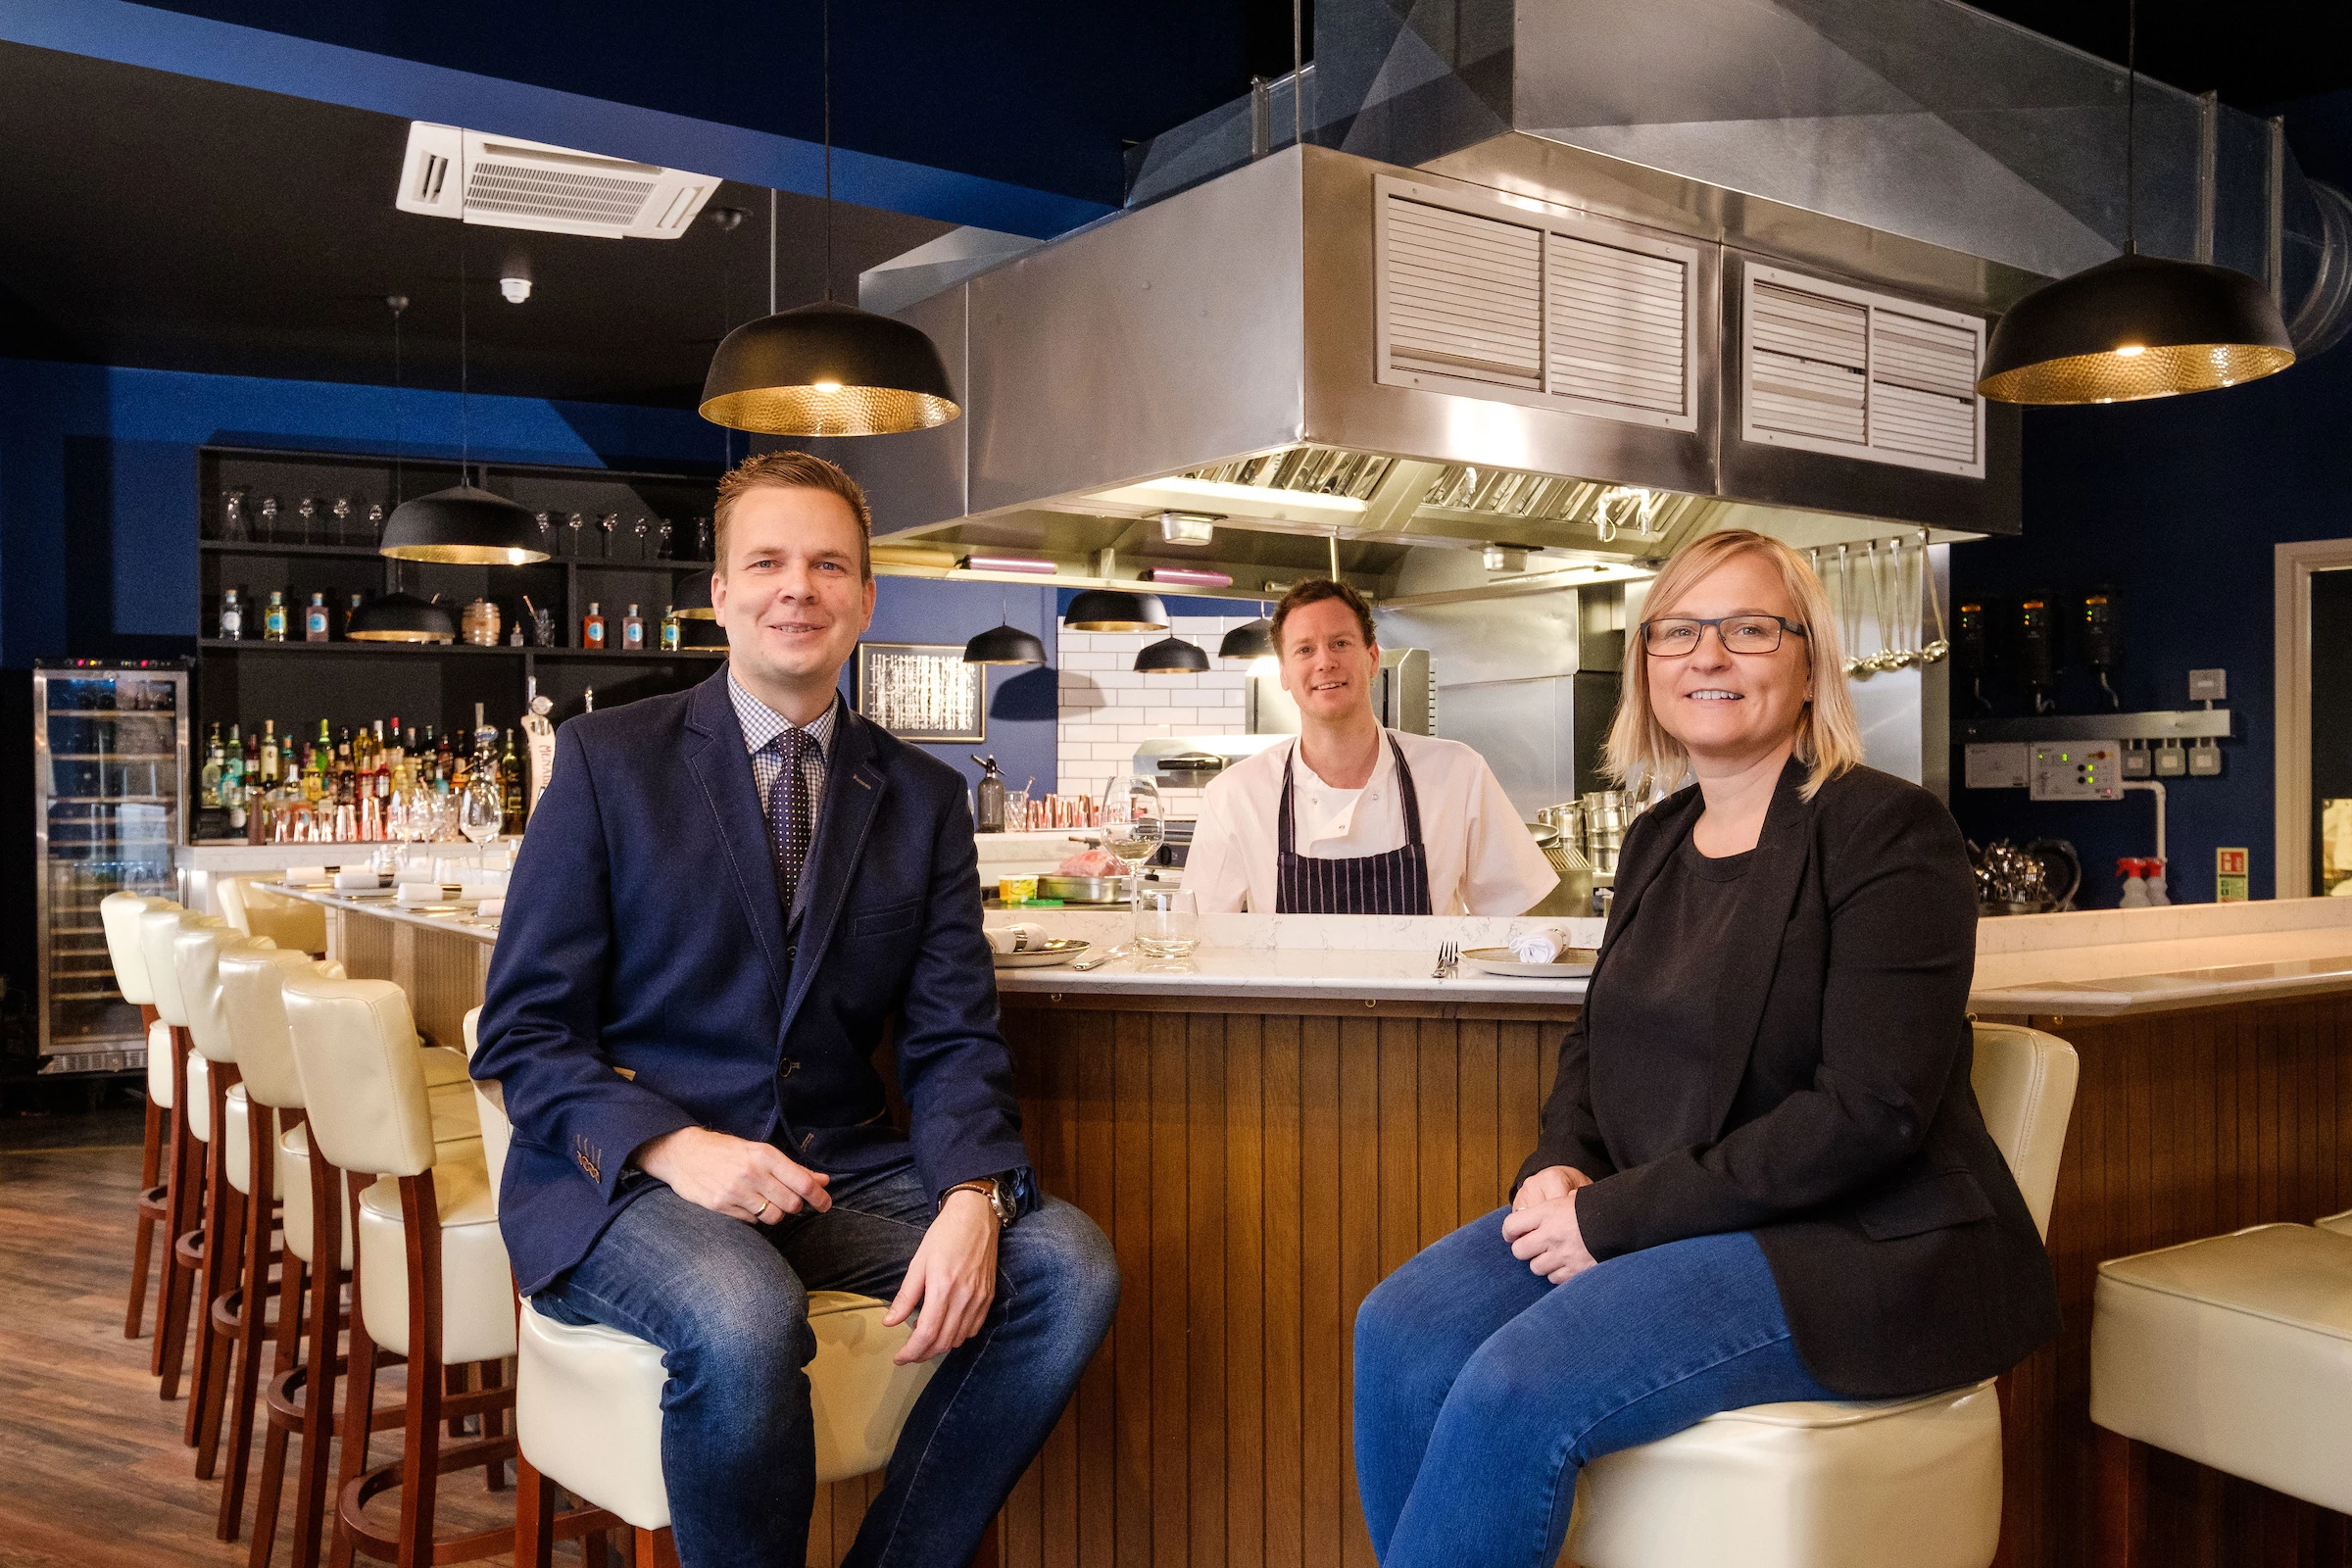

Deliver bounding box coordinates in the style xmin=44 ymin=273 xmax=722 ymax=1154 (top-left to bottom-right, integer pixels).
xmin=32 ymin=662 xmax=188 ymax=1075
xmin=1131 ymin=734 xmax=1289 ymax=784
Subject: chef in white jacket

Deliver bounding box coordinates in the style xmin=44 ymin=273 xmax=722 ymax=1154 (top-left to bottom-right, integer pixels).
xmin=1183 ymin=579 xmax=1556 ymax=916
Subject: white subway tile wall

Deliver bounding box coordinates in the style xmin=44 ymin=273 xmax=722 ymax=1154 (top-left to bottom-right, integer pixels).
xmin=1056 ymin=620 xmax=1260 ymax=814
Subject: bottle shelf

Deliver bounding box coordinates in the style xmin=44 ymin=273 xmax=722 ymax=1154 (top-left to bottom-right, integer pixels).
xmin=199 ymin=539 xmax=714 ymax=571
xmin=199 ymin=639 xmax=723 ymax=660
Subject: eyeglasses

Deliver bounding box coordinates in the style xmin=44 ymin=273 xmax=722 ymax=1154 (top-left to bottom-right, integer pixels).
xmin=1641 ymin=615 xmax=1809 ymax=657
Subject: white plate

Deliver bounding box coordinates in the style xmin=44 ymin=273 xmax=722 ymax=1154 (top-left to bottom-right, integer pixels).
xmin=993 ymin=939 xmax=1089 ymax=968
xmin=1460 ymin=946 xmax=1598 ymax=979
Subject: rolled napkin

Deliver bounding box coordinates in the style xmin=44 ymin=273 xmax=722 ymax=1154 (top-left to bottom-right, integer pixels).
xmin=1508 ymin=927 xmax=1569 ymax=964
xmin=474 ymin=897 xmax=505 ymax=920
xmin=396 ymin=881 xmax=441 ymax=906
xmin=984 ymin=922 xmax=1051 ymax=956
xmin=333 ymin=866 xmax=380 ymax=891
xmin=286 ymin=865 xmax=328 ymax=887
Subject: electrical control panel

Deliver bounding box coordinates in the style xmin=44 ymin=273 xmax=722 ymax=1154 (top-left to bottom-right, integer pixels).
xmin=2030 ymin=743 xmax=2122 ymax=801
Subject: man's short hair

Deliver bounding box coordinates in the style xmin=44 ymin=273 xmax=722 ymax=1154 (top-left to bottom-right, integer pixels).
xmin=712 ymin=450 xmax=873 ymax=580
xmin=1271 ymin=578 xmax=1377 ymax=652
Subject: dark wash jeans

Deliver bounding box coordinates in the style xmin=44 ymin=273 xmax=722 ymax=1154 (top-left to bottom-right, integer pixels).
xmin=1353 ymin=1215 xmax=1841 ymax=1568
xmin=534 ymin=1158 xmax=1118 ymax=1568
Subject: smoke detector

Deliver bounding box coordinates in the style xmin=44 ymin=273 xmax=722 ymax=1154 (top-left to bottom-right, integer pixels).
xmin=500 ymin=276 xmax=532 ymax=304
xmin=396 ymin=122 xmax=716 ymax=240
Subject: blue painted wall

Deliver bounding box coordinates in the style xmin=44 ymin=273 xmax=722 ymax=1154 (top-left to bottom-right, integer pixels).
xmin=1946 ymin=337 xmax=2352 ymax=905
xmin=0 ymin=357 xmax=1060 ymax=794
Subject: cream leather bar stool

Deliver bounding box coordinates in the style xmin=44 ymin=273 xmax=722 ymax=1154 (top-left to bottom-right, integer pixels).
xmin=101 ymin=890 xmax=174 ymax=1343
xmin=219 ymin=874 xmax=328 ymax=956
xmin=1562 ymin=1022 xmax=2081 ymax=1568
xmin=178 ymin=919 xmax=284 ymax=1497
xmin=282 ymin=970 xmax=505 ymax=1568
xmin=461 ymin=1009 xmax=945 ymax=1568
xmin=2090 ymin=1207 xmax=2352 ymax=1560
xmin=143 ymin=902 xmax=225 ymax=1405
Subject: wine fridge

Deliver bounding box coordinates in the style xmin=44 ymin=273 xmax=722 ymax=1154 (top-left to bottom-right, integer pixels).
xmin=33 ymin=662 xmax=187 ymax=1074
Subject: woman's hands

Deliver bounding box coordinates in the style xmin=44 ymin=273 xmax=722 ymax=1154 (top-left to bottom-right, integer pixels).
xmin=1501 ymin=1164 xmax=1598 ymax=1284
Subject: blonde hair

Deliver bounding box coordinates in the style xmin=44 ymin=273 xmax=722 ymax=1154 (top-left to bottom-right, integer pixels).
xmin=1604 ymin=529 xmax=1864 ymax=802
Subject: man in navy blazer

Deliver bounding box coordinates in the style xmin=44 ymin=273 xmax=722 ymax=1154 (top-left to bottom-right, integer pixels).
xmin=472 ymin=451 xmax=1117 ymax=1568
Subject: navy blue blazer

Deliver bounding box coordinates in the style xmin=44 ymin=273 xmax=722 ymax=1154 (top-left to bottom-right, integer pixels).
xmin=471 ymin=666 xmax=1031 ymax=1296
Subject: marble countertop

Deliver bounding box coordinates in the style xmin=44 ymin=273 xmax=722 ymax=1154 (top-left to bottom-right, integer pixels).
xmin=274 ymin=883 xmax=502 ymax=944
xmin=279 ymin=876 xmax=2352 ymax=1017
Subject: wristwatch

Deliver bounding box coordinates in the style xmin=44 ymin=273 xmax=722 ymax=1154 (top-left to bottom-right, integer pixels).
xmin=941 ymin=1173 xmax=1016 ymax=1230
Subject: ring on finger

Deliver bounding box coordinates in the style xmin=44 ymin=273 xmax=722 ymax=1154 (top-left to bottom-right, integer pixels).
xmin=751 ymin=1196 xmax=770 ymax=1217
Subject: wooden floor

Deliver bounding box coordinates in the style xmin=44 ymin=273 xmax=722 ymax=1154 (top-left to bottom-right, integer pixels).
xmin=0 ymin=1124 xmax=522 ymax=1568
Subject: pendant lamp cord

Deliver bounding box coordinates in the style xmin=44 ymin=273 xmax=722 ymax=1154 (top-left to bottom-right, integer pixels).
xmin=768 ymin=188 xmax=777 ymax=317
xmin=2124 ymin=0 xmax=2138 ymax=255
xmin=822 ymin=0 xmax=835 ymax=303
xmin=459 ymin=237 xmax=472 ymax=482
xmin=1293 ymin=0 xmax=1302 ymax=147
xmin=390 ymin=297 xmax=405 ymax=505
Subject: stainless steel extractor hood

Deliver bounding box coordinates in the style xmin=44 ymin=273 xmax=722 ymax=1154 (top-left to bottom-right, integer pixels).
xmin=827 ymin=142 xmax=2014 ymax=603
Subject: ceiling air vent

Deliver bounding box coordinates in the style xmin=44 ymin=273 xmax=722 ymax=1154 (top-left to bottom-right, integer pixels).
xmin=395 ymin=122 xmax=717 ymax=240
xmin=1376 ymin=176 xmax=1699 ymax=432
xmin=1741 ymin=266 xmax=1986 ymax=477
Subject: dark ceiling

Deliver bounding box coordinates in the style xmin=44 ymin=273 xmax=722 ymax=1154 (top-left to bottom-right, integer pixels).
xmin=1970 ymin=0 xmax=2352 ymax=108
xmin=0 ymin=40 xmax=954 ymax=407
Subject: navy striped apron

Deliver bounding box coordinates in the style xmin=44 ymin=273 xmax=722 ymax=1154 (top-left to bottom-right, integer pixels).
xmin=1274 ymin=736 xmax=1435 ymax=915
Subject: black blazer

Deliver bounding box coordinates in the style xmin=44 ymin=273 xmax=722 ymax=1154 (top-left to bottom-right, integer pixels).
xmin=1517 ymin=759 xmax=2059 ymax=1396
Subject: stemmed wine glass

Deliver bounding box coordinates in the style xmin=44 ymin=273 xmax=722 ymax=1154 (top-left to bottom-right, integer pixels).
xmin=460 ymin=773 xmax=505 ymax=851
xmin=1100 ymin=773 xmax=1164 ymax=927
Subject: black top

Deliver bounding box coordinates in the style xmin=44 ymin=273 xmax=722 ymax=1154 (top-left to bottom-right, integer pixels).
xmin=1516 ymin=759 xmax=2061 ymax=1398
xmin=1588 ymin=829 xmax=1753 ymax=1163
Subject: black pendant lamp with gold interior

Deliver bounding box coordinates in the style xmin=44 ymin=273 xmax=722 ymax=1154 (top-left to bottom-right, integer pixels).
xmin=700 ymin=1 xmax=960 ymax=437
xmin=1977 ymin=0 xmax=2294 ymax=405
xmin=378 ymin=252 xmax=550 ymax=564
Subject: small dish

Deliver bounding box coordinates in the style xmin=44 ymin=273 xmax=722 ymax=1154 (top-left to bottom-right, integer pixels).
xmin=1459 ymin=946 xmax=1599 ymax=979
xmin=993 ymin=939 xmax=1089 ymax=968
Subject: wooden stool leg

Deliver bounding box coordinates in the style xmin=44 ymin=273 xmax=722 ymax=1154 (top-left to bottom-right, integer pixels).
xmin=157 ymin=1029 xmax=202 ymax=1391
xmin=327 ymin=1173 xmax=378 ymax=1568
xmin=290 ymin=1162 xmax=347 ymax=1568
xmin=192 ymin=1066 xmax=245 ymax=1470
xmin=394 ymin=1173 xmax=445 ymax=1568
xmin=246 ymin=1246 xmax=306 ymax=1568
xmin=126 ymin=1095 xmax=166 ymax=1338
xmin=513 ymin=1455 xmax=555 ymax=1568
xmin=632 ymin=1528 xmax=678 ymax=1568
xmin=219 ymin=1106 xmax=282 ymax=1539
xmin=2097 ymin=1427 xmax=2148 ymax=1567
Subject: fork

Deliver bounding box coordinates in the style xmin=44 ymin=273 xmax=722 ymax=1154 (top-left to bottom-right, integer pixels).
xmin=1432 ymin=940 xmax=1459 ymax=979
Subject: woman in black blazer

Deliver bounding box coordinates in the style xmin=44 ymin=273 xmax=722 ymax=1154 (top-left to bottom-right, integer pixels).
xmin=1352 ymin=530 xmax=2059 ymax=1568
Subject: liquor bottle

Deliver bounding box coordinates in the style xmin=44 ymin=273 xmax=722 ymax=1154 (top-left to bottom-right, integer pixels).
xmin=335 ymin=728 xmax=355 ymax=805
xmin=223 ymin=723 xmax=245 ymax=811
xmin=436 ymin=725 xmax=456 ymax=779
xmin=200 ymin=724 xmax=224 ymax=808
xmin=241 ymin=727 xmax=260 ymax=791
xmin=259 ymin=719 xmax=280 ymax=787
xmin=219 ymin=588 xmax=244 ymax=641
xmin=263 ymin=590 xmax=288 ymax=641
xmin=343 ymin=591 xmax=366 ymax=639
xmin=501 ymin=729 xmax=524 ymax=833
xmin=581 ymin=601 xmax=607 ymax=650
xmin=659 ymin=606 xmax=680 ymax=652
xmin=302 ymin=736 xmax=325 ymax=804
xmin=385 ymin=715 xmax=404 ymax=763
xmin=620 ymin=604 xmax=646 ymax=651
xmin=305 ymin=592 xmax=330 ymax=642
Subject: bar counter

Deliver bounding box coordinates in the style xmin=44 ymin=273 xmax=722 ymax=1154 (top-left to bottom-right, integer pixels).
xmin=279 ymin=883 xmax=2352 ymax=1568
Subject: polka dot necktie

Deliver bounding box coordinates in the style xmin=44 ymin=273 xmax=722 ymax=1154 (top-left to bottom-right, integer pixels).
xmin=766 ymin=727 xmax=816 ymax=916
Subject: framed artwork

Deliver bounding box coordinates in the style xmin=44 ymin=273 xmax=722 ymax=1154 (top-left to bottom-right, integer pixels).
xmin=856 ymin=642 xmax=987 ymax=743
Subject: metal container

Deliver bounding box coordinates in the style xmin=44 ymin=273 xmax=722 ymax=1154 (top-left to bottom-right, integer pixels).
xmin=1037 ymin=872 xmax=1151 ymax=905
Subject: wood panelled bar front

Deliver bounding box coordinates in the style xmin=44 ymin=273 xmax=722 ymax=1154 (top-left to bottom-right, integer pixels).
xmin=313 ymin=888 xmax=2352 ymax=1568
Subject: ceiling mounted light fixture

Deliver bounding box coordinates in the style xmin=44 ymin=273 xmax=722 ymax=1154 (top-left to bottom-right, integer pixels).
xmin=1976 ymin=0 xmax=2292 ymax=404
xmin=1062 ymin=588 xmax=1168 ymax=632
xmin=347 ymin=591 xmax=457 ymax=643
xmin=698 ymin=3 xmax=960 ymax=437
xmin=379 ymin=249 xmax=549 ymax=564
xmin=1218 ymin=602 xmax=1276 ymax=660
xmin=964 ymin=596 xmax=1048 ymax=664
xmin=1135 ymin=635 xmax=1211 ymax=674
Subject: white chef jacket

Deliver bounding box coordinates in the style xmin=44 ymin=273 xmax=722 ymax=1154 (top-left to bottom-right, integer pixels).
xmin=1183 ymin=730 xmax=1557 ymax=915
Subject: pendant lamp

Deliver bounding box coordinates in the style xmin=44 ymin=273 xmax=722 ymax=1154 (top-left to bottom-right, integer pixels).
xmin=699 ymin=3 xmax=961 ymax=437
xmin=379 ymin=251 xmax=549 ymax=563
xmin=1062 ymin=588 xmax=1168 ymax=632
xmin=1136 ymin=635 xmax=1211 ymax=674
xmin=963 ymin=597 xmax=1047 ymax=664
xmin=1977 ymin=0 xmax=2293 ymax=404
xmin=348 ymin=591 xmax=457 ymax=643
xmin=670 ymin=565 xmax=730 ymax=647
xmin=1219 ymin=603 xmax=1276 ymax=660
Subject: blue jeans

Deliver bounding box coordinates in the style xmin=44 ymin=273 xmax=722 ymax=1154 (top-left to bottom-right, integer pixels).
xmin=1353 ymin=1215 xmax=1838 ymax=1568
xmin=535 ymin=1158 xmax=1118 ymax=1568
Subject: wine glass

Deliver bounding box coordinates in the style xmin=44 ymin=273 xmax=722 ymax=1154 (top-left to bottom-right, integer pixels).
xmin=460 ymin=774 xmax=504 ymax=851
xmin=1100 ymin=773 xmax=1163 ymax=925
